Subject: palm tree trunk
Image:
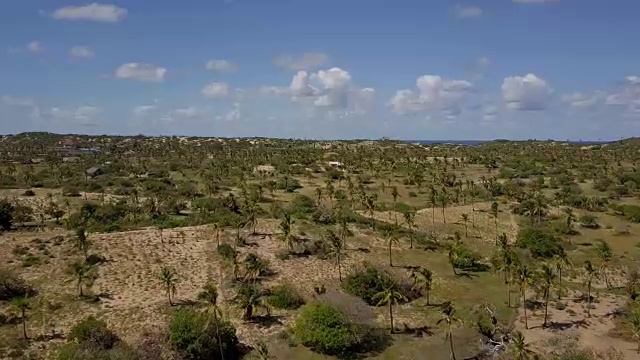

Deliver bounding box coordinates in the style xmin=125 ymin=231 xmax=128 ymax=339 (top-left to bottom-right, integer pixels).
xmin=448 ymin=325 xmax=457 ymax=360
xmin=508 ymin=282 xmax=511 ymax=307
xmin=587 ymin=282 xmax=592 ymax=317
xmin=543 ymin=289 xmax=549 ymax=327
xmin=389 ymin=303 xmax=394 ymax=334
xmin=426 ymin=290 xmax=430 ymax=306
xmin=214 ymin=312 xmax=225 ymax=360
xmin=21 ymin=309 xmax=27 ymax=339
xmin=522 ymin=288 xmax=528 ymax=329
xmin=442 ymin=205 xmax=446 ymax=223
xmin=337 ymin=254 xmax=342 ymax=282
xmin=388 ymin=243 xmax=393 ymax=267
xmin=557 ymin=268 xmax=563 ymax=300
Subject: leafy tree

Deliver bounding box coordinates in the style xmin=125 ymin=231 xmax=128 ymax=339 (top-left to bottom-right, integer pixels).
xmin=628 ymin=306 xmax=640 ymax=354
xmin=373 ymin=284 xmax=407 ymax=333
xmin=159 ymin=267 xmax=178 ymax=306
xmin=11 ymin=296 xmax=30 ymax=339
xmin=267 ymin=284 xmax=304 ymax=310
xmin=169 ymin=308 xmax=240 ymax=360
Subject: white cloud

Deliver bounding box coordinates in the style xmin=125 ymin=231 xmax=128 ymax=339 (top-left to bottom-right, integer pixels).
xmin=70 ymin=46 xmax=95 ymax=59
xmin=1 ymin=95 xmax=35 ymax=107
xmin=202 ymin=82 xmax=230 ymax=98
xmin=205 ymin=59 xmax=238 ymax=73
xmin=477 ymin=56 xmax=490 ymax=68
xmin=290 ymin=71 xmax=316 ymax=97
xmin=226 ymin=102 xmax=242 ymax=121
xmin=607 ymin=76 xmax=640 ymax=114
xmin=561 ymin=92 xmax=603 ymax=108
xmin=115 ymin=63 xmax=167 ymax=82
xmin=46 ymin=106 xmax=101 ymax=125
xmin=625 ymin=76 xmax=640 ymax=86
xmin=454 ymin=5 xmax=483 ymax=18
xmin=259 ymin=86 xmax=289 ymax=96
xmin=27 ymin=41 xmax=44 ymax=53
xmin=502 ymin=73 xmax=550 ymax=110
xmin=311 ymin=67 xmax=352 ymax=108
xmin=273 ymin=52 xmax=329 ymax=71
xmin=132 ymin=105 xmax=157 ymax=117
xmin=390 ymin=75 xmax=473 ymax=115
xmin=52 ymin=3 xmax=127 ymax=23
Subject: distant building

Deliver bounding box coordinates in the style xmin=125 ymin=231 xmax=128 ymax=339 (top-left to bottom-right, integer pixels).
xmin=85 ymin=167 xmax=103 ymax=178
xmin=62 ymin=138 xmax=79 ymax=148
xmin=327 ymin=161 xmax=343 ymax=168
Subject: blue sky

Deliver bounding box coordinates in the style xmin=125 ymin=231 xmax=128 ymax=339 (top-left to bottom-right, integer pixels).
xmin=1 ymin=0 xmax=639 ymax=140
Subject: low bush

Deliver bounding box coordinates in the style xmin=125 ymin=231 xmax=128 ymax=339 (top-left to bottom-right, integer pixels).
xmin=342 ymin=264 xmax=411 ymax=305
xmin=267 ymin=284 xmax=305 ymax=310
xmin=515 ymin=227 xmax=566 ymax=259
xmin=579 ymin=214 xmax=600 ymax=229
xmin=58 ymin=316 xmax=139 ymax=360
xmin=69 ymin=316 xmax=119 ymax=350
xmin=168 ymin=308 xmax=240 ymax=360
xmin=22 ymin=190 xmax=35 ymax=197
xmin=0 ymin=269 xmax=35 ymax=301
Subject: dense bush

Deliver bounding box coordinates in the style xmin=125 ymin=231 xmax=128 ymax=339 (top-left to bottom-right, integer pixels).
xmin=267 ymin=284 xmax=305 ymax=310
xmin=69 ymin=316 xmax=119 ymax=350
xmin=288 ymin=194 xmax=316 ymax=216
xmin=342 ymin=264 xmax=409 ymax=305
xmin=450 ymin=244 xmax=485 ymax=271
xmin=58 ymin=317 xmax=139 ymax=360
xmin=168 ymin=308 xmax=240 ymax=360
xmin=579 ymin=214 xmax=599 ymax=229
xmin=0 ymin=269 xmax=34 ymax=301
xmin=217 ymin=244 xmax=237 ymax=262
xmin=515 ymin=227 xmax=566 ymax=259
xmin=293 ymin=302 xmax=387 ymax=357
xmin=0 ymin=199 xmax=14 ymax=231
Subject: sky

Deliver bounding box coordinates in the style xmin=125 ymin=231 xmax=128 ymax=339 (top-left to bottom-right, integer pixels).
xmin=1 ymin=0 xmax=639 ymax=140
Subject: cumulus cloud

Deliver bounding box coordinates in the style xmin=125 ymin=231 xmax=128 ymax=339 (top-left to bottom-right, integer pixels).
xmin=606 ymin=76 xmax=640 ymax=117
xmin=27 ymin=41 xmax=45 ymax=53
xmin=70 ymin=46 xmax=95 ymax=59
xmin=132 ymin=105 xmax=157 ymax=117
xmin=202 ymin=82 xmax=230 ymax=98
xmin=115 ymin=63 xmax=167 ymax=82
xmin=273 ymin=52 xmax=329 ymax=71
xmin=454 ymin=5 xmax=483 ymax=18
xmin=205 ymin=59 xmax=238 ymax=73
xmin=561 ymin=92 xmax=603 ymax=108
xmin=259 ymin=86 xmax=289 ymax=96
xmin=45 ymin=106 xmax=101 ymax=126
xmin=502 ymin=73 xmax=550 ymax=110
xmin=389 ymin=75 xmax=473 ymax=115
xmin=1 ymin=95 xmax=36 ymax=107
xmin=52 ymin=3 xmax=127 ymax=23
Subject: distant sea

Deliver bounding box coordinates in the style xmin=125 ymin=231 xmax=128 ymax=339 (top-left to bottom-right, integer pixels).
xmin=407 ymin=140 xmax=612 ymax=146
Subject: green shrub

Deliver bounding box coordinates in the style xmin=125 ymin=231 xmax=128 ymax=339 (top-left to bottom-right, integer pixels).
xmin=289 ymin=194 xmax=316 ymax=215
xmin=22 ymin=190 xmax=35 ymax=197
xmin=168 ymin=308 xmax=240 ymax=360
xmin=515 ymin=227 xmax=566 ymax=259
xmin=69 ymin=316 xmax=118 ymax=350
xmin=293 ymin=302 xmax=379 ymax=357
xmin=342 ymin=264 xmax=408 ymax=305
xmin=0 ymin=269 xmax=35 ymax=301
xmin=579 ymin=214 xmax=599 ymax=229
xmin=267 ymin=284 xmax=305 ymax=310
xmin=217 ymin=244 xmax=237 ymax=262
xmin=0 ymin=198 xmax=14 ymax=231
xmin=451 ymin=245 xmax=485 ymax=270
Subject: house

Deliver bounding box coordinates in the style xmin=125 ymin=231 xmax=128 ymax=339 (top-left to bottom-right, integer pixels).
xmin=327 ymin=161 xmax=343 ymax=168
xmin=86 ymin=167 xmax=103 ymax=178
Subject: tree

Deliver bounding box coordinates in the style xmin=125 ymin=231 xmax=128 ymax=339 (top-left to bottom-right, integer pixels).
xmin=11 ymin=296 xmax=30 ymax=339
xmin=629 ymin=306 xmax=640 ymax=354
xmin=490 ymin=202 xmax=499 ymax=244
xmin=234 ymin=283 xmax=270 ymax=320
xmin=596 ymin=240 xmax=613 ymax=289
xmin=510 ymin=331 xmax=536 ymax=360
xmin=384 ymin=231 xmax=400 ymax=267
xmin=68 ymin=260 xmax=94 ymax=298
xmin=373 ymin=284 xmax=407 ymax=334
xmin=252 ymin=340 xmax=274 ymax=360
xmin=516 ymin=264 xmax=533 ymax=329
xmin=437 ymin=301 xmax=462 ymax=360
xmin=438 ymin=188 xmax=449 ymax=223
xmin=564 ymin=207 xmax=577 ymax=234
xmin=460 ymin=213 xmax=470 ymax=237
xmin=538 ymin=263 xmax=556 ymax=327
xmin=159 ymin=267 xmax=178 ymax=306
xmin=584 ymin=260 xmax=597 ymax=318
xmin=0 ymin=199 xmax=14 ymax=231
xmin=245 ymin=202 xmax=258 ymax=235
xmin=429 ymin=186 xmax=437 ymax=224
xmin=390 ymin=186 xmax=400 ymax=225
xmin=552 ymin=252 xmax=571 ymax=300
xmin=403 ymin=210 xmax=416 ymax=249
xmin=325 ymin=230 xmax=344 ymax=282
xmin=197 ymin=282 xmax=225 ymax=360
xmin=279 ymin=212 xmax=295 ymax=251
xmin=411 ymin=267 xmax=433 ymax=305
xmin=314 ymin=187 xmax=324 ymax=207
xmin=73 ymin=227 xmax=91 ymax=260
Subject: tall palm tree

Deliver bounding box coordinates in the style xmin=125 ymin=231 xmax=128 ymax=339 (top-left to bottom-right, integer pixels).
xmin=438 ymin=188 xmax=449 ymax=223
xmin=460 ymin=213 xmax=469 ymax=237
xmin=596 ymin=240 xmax=613 ymax=289
xmin=510 ymin=331 xmax=536 ymax=360
xmin=314 ymin=187 xmax=323 ymax=207
xmin=253 ymin=340 xmax=274 ymax=360
xmin=629 ymin=308 xmax=640 ymax=354
xmin=325 ymin=229 xmax=344 ymax=282
xmin=74 ymin=227 xmax=91 ymax=260
xmin=11 ymin=296 xmax=30 ymax=339
xmin=437 ymin=301 xmax=462 ymax=360
xmin=279 ymin=212 xmax=295 ymax=251
xmin=244 ymin=202 xmax=258 ymax=235
xmin=373 ymin=284 xmax=407 ymax=334
xmin=385 ymin=231 xmax=400 ymax=267
xmin=490 ymin=202 xmax=499 ymax=244
xmin=68 ymin=260 xmax=93 ymax=298
xmin=538 ymin=263 xmax=556 ymax=327
xmin=552 ymin=252 xmax=571 ymax=300
xmin=448 ymin=245 xmax=458 ymax=276
xmin=429 ymin=186 xmax=437 ymax=224
xmin=564 ymin=207 xmax=576 ymax=233
xmin=403 ymin=210 xmax=416 ymax=249
xmin=197 ymin=282 xmax=225 ymax=360
xmin=390 ymin=186 xmax=400 ymax=225
xmin=365 ymin=194 xmax=377 ymax=229
xmin=584 ymin=260 xmax=598 ymax=317
xmin=517 ymin=264 xmax=533 ymax=329
xmin=411 ymin=267 xmax=434 ymax=305
xmin=159 ymin=267 xmax=178 ymax=306
xmin=234 ymin=283 xmax=270 ymax=320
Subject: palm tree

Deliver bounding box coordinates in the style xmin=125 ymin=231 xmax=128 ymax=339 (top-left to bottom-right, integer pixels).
xmin=213 ymin=222 xmax=221 ymax=247
xmin=337 ymin=208 xmax=350 ymax=249
xmin=197 ymin=282 xmax=225 ymax=360
xmin=253 ymin=340 xmax=274 ymax=360
xmin=385 ymin=231 xmax=400 ymax=267
xmin=325 ymin=181 xmax=335 ymax=208
xmin=373 ymin=284 xmax=407 ymax=334
xmin=516 ymin=264 xmax=533 ymax=329
xmin=365 ymin=194 xmax=377 ymax=229
xmin=629 ymin=307 xmax=640 ymax=354
xmin=460 ymin=213 xmax=469 ymax=237
xmin=325 ymin=230 xmax=344 ymax=282
xmin=11 ymin=296 xmax=30 ymax=339
xmin=438 ymin=188 xmax=449 ymax=223
xmin=279 ymin=212 xmax=295 ymax=251
xmin=429 ymin=186 xmax=437 ymax=224
xmin=437 ymin=301 xmax=462 ymax=360
xmin=584 ymin=260 xmax=597 ymax=317
xmin=73 ymin=227 xmax=91 ymax=260
xmin=390 ymin=186 xmax=400 ymax=225
xmin=234 ymin=283 xmax=270 ymax=320
xmin=403 ymin=210 xmax=416 ymax=249
xmin=510 ymin=331 xmax=536 ymax=360
xmin=245 ymin=202 xmax=258 ymax=235
xmin=68 ymin=260 xmax=93 ymax=297
xmin=159 ymin=267 xmax=178 ymax=306
xmin=552 ymin=252 xmax=571 ymax=300
xmin=490 ymin=202 xmax=499 ymax=244
xmin=314 ymin=187 xmax=323 ymax=207
xmin=411 ymin=267 xmax=434 ymax=305
xmin=564 ymin=207 xmax=576 ymax=234
xmin=596 ymin=240 xmax=613 ymax=289
xmin=448 ymin=245 xmax=458 ymax=276
xmin=539 ymin=263 xmax=556 ymax=327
